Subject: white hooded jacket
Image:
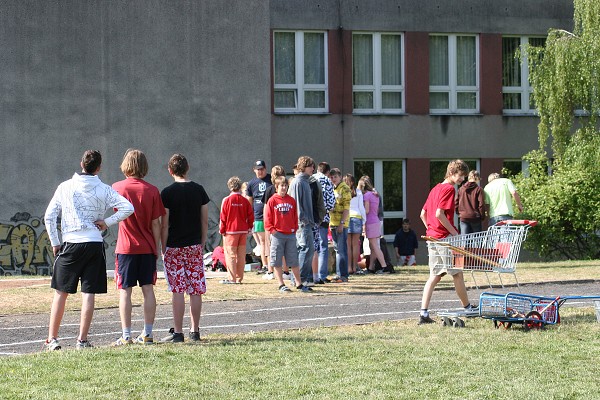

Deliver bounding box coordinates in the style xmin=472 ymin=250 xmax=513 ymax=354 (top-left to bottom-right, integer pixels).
xmin=44 ymin=173 xmax=134 ymax=246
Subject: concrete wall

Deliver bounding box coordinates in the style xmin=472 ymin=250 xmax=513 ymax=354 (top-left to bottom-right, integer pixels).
xmin=0 ymin=0 xmax=271 ymax=274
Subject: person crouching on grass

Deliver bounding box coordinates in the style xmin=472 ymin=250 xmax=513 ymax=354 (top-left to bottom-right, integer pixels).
xmin=418 ymin=159 xmax=477 ymax=325
xmin=264 ymin=176 xmax=312 ymax=292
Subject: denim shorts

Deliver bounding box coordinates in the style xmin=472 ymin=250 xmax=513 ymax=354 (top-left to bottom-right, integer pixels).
xmin=348 ymin=217 xmax=363 ymax=234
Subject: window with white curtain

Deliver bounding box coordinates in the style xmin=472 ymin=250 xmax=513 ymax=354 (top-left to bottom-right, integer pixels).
xmin=502 ymin=36 xmax=546 ymax=114
xmin=352 ymin=33 xmax=404 ymax=114
xmin=273 ymin=31 xmax=328 ymax=113
xmin=429 ymin=34 xmax=479 ymax=113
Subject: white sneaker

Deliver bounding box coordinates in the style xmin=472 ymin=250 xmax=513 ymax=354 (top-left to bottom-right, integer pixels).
xmin=282 ymin=272 xmax=291 ymax=280
xmin=302 ymin=281 xmax=315 ymax=287
xmin=262 ymin=272 xmax=274 ymax=280
xmin=44 ymin=337 xmax=61 ymax=351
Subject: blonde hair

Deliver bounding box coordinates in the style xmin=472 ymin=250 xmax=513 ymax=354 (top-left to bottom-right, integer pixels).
xmin=445 ymin=159 xmax=469 ymax=179
xmin=274 ymin=175 xmax=288 ymax=188
xmin=488 ymin=172 xmax=500 ymax=183
xmin=120 ymin=149 xmax=148 ymax=178
xmin=227 ymin=176 xmax=242 ymax=192
xmin=271 ymin=165 xmax=286 ymax=184
xmin=468 ymin=170 xmax=480 ymax=182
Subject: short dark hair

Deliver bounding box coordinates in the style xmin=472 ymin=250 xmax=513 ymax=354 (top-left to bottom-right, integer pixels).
xmin=81 ymin=150 xmax=102 ymax=174
xmin=329 ymin=167 xmax=341 ymax=177
xmin=317 ymin=162 xmax=330 ymax=174
xmin=168 ymin=154 xmax=189 ymax=177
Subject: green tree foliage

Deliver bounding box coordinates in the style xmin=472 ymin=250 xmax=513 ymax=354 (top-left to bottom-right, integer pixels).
xmin=516 ymin=0 xmax=600 ymax=259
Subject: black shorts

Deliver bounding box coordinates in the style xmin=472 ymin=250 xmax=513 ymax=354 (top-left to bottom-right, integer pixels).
xmin=51 ymin=242 xmax=107 ymax=294
xmin=115 ymin=254 xmax=157 ymax=289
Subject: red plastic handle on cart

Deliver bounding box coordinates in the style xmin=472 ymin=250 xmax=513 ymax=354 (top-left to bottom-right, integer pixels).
xmin=494 ymin=220 xmax=538 ymax=227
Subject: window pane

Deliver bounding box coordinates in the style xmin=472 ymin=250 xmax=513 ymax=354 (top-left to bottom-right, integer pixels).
xmin=354 ymin=161 xmax=375 ymax=185
xmin=382 ymin=161 xmax=403 ymax=212
xmin=429 ymin=92 xmax=449 ymax=109
xmin=383 ymin=218 xmax=404 ymax=237
xmin=503 ymin=161 xmax=522 ymax=177
xmin=429 ymin=36 xmax=448 ymax=86
xmin=274 ymin=90 xmax=296 ymax=108
xmin=502 ymin=37 xmax=521 ymax=87
xmin=456 ymin=36 xmax=476 ymax=86
xmin=353 ymin=34 xmax=373 ymax=85
xmin=304 ymin=90 xmax=325 ymax=109
xmin=274 ymin=32 xmax=295 ymax=85
xmin=353 ymin=92 xmax=374 ymax=109
xmin=304 ymin=33 xmax=325 ymax=85
xmin=503 ymin=93 xmax=521 ymax=110
xmin=528 ymin=37 xmax=546 ymax=48
xmin=381 ymin=35 xmax=402 ymax=85
xmin=382 ymin=92 xmax=402 ymax=109
xmin=457 ymin=92 xmax=476 ymax=109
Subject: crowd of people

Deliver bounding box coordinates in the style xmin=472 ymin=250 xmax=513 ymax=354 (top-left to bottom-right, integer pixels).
xmin=43 ymin=150 xmax=522 ymax=349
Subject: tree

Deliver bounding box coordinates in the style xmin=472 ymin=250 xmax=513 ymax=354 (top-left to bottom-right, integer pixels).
xmin=516 ymin=0 xmax=600 ymax=259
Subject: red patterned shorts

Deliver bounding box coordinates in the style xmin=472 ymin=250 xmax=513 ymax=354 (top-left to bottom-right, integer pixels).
xmin=163 ymin=244 xmax=207 ymax=295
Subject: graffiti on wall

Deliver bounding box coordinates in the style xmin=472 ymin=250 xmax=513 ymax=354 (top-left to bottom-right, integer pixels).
xmin=0 ymin=212 xmax=54 ymax=276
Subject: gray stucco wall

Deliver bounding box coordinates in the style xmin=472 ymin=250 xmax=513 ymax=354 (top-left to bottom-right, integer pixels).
xmin=0 ymin=0 xmax=271 ymax=274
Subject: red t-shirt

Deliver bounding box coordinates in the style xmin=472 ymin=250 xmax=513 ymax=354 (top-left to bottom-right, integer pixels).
xmin=264 ymin=194 xmax=298 ymax=234
xmin=422 ymin=182 xmax=456 ymax=239
xmin=113 ymin=178 xmax=166 ymax=255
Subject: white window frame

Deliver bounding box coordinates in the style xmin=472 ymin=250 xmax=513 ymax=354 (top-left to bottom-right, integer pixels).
xmin=502 ymin=36 xmax=545 ymax=115
xmin=352 ymin=32 xmax=405 ymax=114
xmin=429 ymin=34 xmax=480 ymax=114
xmin=273 ymin=30 xmax=329 ymax=114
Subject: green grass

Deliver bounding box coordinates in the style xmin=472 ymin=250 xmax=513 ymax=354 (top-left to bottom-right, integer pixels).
xmin=2 ymin=308 xmax=600 ymax=399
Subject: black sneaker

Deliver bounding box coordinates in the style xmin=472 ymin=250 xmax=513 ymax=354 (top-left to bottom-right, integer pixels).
xmin=383 ymin=265 xmax=396 ymax=274
xmin=464 ymin=304 xmax=479 ymax=312
xmin=161 ymin=328 xmax=184 ymax=343
xmin=418 ymin=315 xmax=435 ymax=325
xmin=188 ymin=331 xmax=201 ymax=342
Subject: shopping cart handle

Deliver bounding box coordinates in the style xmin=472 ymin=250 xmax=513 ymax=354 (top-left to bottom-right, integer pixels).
xmin=494 ymin=220 xmax=538 ymax=227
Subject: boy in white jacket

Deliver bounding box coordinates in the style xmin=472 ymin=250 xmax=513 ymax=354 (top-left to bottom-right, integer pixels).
xmin=43 ymin=150 xmax=133 ymax=350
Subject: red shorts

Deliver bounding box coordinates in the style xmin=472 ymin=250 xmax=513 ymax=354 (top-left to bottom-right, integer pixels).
xmin=163 ymin=244 xmax=207 ymax=295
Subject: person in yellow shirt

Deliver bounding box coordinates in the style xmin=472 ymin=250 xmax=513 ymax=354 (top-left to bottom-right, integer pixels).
xmin=328 ymin=168 xmax=351 ymax=282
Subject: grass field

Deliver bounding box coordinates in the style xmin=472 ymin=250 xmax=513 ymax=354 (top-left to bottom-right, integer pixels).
xmin=1 ymin=308 xmax=599 ymax=399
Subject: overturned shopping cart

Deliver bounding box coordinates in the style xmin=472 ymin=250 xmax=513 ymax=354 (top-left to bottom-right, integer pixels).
xmin=479 ymin=292 xmax=600 ymax=330
xmin=423 ymin=220 xmax=538 ymax=288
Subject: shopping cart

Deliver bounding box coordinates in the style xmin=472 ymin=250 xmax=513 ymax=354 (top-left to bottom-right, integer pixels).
xmin=479 ymin=292 xmax=600 ymax=330
xmin=423 ymin=220 xmax=538 ymax=288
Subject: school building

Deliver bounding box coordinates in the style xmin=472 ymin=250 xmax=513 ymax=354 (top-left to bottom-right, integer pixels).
xmin=0 ymin=1 xmax=573 ymax=274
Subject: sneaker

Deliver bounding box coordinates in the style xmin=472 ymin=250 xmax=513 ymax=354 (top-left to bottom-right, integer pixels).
xmin=256 ymin=266 xmax=268 ymax=275
xmin=161 ymin=328 xmax=185 ymax=343
xmin=135 ymin=334 xmax=154 ymax=345
xmin=44 ymin=337 xmax=61 ymax=351
xmin=297 ymin=284 xmax=313 ymax=292
xmin=188 ymin=331 xmax=201 ymax=342
xmin=383 ymin=265 xmax=396 ymax=274
xmin=418 ymin=315 xmax=435 ymax=325
xmin=302 ymin=281 xmax=315 ymax=287
xmin=354 ymin=269 xmax=366 ymax=275
xmin=279 ymin=285 xmax=291 ymax=292
xmin=112 ymin=336 xmax=133 ymax=346
xmin=76 ymin=340 xmax=93 ymax=349
xmin=315 ymin=279 xmax=326 ymax=285
xmin=464 ymin=303 xmax=479 ymax=312
xmin=262 ymin=272 xmax=274 ymax=280
xmin=282 ymin=272 xmax=291 ymax=280
xmin=330 ymin=277 xmax=349 ymax=283
xmin=219 ymin=279 xmax=235 ymax=284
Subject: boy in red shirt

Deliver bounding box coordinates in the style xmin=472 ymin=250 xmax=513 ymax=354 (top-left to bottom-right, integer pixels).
xmin=264 ymin=176 xmax=310 ymax=292
xmin=219 ymin=176 xmax=254 ymax=284
xmin=419 ymin=159 xmax=477 ymax=324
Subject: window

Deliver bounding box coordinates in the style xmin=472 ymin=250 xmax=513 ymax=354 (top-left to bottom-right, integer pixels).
xmin=273 ymin=31 xmax=328 ymax=113
xmin=352 ymin=33 xmax=404 ymax=114
xmin=354 ymin=160 xmax=405 ymax=237
xmin=429 ymin=34 xmax=479 ymax=113
xmin=502 ymin=36 xmax=546 ymax=114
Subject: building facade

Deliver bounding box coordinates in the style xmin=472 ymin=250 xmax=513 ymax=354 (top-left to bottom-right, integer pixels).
xmin=0 ymin=0 xmax=573 ymax=274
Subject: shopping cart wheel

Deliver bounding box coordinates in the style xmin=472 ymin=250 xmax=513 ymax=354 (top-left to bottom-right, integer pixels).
xmin=523 ymin=311 xmax=544 ymax=330
xmin=493 ymin=320 xmax=512 ymax=329
xmin=453 ymin=318 xmax=465 ymax=328
xmin=442 ymin=317 xmax=452 ymax=327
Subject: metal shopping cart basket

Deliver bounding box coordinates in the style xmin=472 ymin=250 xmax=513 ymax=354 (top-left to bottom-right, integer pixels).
xmin=423 ymin=220 xmax=538 ymax=288
xmin=479 ymin=292 xmax=600 ymax=330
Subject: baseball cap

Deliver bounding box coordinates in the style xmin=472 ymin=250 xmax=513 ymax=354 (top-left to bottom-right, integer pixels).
xmin=253 ymin=160 xmax=266 ymax=169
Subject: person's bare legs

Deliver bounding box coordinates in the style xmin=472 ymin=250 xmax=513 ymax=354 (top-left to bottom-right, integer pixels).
xmin=172 ymin=292 xmax=185 ymax=333
xmin=452 ymin=272 xmax=470 ymax=306
xmin=119 ymin=287 xmax=133 ymax=333
xmin=78 ymin=292 xmax=95 ymax=341
xmin=348 ymin=233 xmax=361 ymax=273
xmin=368 ymin=238 xmax=387 ymax=270
xmin=189 ymin=294 xmax=202 ymax=332
xmin=141 ymin=284 xmax=156 ymax=327
xmin=273 ymin=265 xmax=285 ymax=287
xmin=421 ymin=274 xmax=442 ymax=310
xmin=256 ymin=231 xmax=271 ymax=272
xmin=291 ymin=266 xmax=301 ymax=286
xmin=48 ymin=290 xmax=68 ymax=340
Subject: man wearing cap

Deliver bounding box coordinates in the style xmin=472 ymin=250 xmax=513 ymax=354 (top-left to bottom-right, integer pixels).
xmin=246 ymin=160 xmax=273 ymax=273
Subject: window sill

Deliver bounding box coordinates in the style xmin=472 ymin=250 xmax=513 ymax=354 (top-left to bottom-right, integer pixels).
xmin=352 ymin=112 xmax=407 ymax=116
xmin=429 ymin=112 xmax=483 ymax=116
xmin=273 ymin=111 xmax=331 ymax=116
